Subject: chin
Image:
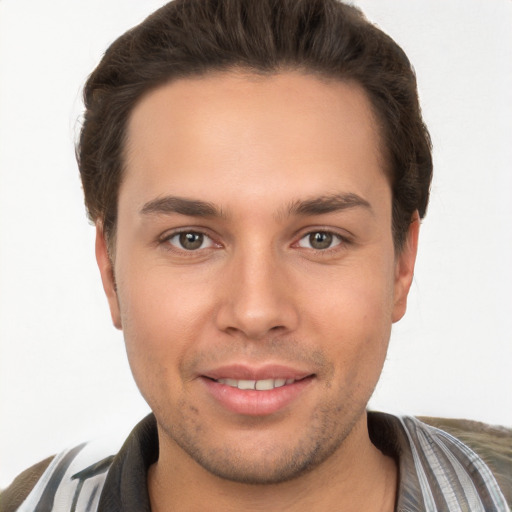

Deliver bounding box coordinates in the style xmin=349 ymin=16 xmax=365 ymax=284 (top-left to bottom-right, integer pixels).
xmin=164 ymin=407 xmax=359 ymax=486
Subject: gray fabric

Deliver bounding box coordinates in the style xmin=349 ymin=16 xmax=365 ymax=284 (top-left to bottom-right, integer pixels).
xmin=395 ymin=415 xmax=509 ymax=511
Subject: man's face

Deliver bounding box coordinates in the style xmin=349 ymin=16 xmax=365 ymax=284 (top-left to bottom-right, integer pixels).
xmin=97 ymin=71 xmax=417 ymax=484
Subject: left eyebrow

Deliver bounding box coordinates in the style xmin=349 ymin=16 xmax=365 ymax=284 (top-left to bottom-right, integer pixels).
xmin=140 ymin=195 xmax=225 ymax=218
xmin=283 ymin=193 xmax=373 ymax=218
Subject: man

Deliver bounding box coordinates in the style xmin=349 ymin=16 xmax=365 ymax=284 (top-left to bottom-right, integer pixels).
xmin=1 ymin=0 xmax=510 ymax=510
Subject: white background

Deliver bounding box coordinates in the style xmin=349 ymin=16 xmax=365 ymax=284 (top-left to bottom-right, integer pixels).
xmin=1 ymin=0 xmax=511 ymax=488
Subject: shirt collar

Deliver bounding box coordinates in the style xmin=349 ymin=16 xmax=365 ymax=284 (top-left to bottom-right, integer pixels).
xmin=98 ymin=412 xmax=424 ymax=511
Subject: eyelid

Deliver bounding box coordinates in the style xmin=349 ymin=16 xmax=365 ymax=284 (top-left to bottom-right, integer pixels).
xmin=297 ymin=232 xmax=342 ymax=249
xmin=292 ymin=227 xmax=353 ymax=251
xmin=158 ymin=227 xmax=222 ymax=251
xmin=156 ymin=226 xmax=352 ymax=254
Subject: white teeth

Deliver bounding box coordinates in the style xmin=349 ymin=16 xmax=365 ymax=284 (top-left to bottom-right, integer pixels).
xmin=255 ymin=379 xmax=274 ymax=391
xmin=217 ymin=378 xmax=295 ymax=390
xmin=237 ymin=379 xmax=256 ymax=390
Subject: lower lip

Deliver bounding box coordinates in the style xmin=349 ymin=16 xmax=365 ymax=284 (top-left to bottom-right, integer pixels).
xmin=201 ymin=377 xmax=314 ymax=416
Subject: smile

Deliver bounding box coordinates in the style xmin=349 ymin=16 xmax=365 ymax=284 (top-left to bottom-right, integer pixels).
xmin=202 ymin=372 xmax=314 ymax=416
xmin=215 ymin=378 xmax=296 ymax=390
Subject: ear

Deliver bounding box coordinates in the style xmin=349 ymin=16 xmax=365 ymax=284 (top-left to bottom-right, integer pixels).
xmin=392 ymin=212 xmax=420 ymax=323
xmin=95 ymin=223 xmax=122 ymax=330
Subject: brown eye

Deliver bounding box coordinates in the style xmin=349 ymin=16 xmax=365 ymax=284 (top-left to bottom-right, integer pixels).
xmin=309 ymin=232 xmax=332 ymax=249
xmin=178 ymin=232 xmax=204 ymax=250
xmin=166 ymin=231 xmax=214 ymax=251
xmin=298 ymin=231 xmax=341 ymax=250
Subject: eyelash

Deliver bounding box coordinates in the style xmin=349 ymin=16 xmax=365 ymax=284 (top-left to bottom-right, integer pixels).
xmin=160 ymin=229 xmax=220 ymax=253
xmin=293 ymin=229 xmax=352 ymax=255
xmin=158 ymin=228 xmax=351 ymax=255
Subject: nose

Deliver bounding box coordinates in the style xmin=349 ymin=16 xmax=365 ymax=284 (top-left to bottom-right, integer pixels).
xmin=214 ymin=246 xmax=299 ymax=340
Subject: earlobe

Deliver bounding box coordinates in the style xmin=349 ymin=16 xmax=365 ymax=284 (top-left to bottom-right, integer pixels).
xmin=95 ymin=224 xmax=122 ymax=330
xmin=392 ymin=212 xmax=420 ymax=323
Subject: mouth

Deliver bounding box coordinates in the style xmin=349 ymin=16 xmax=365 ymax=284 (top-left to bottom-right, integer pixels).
xmin=200 ymin=367 xmax=315 ymax=416
xmin=210 ymin=377 xmax=304 ymax=390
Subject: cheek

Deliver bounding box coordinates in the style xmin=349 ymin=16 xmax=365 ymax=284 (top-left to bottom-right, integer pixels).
xmin=119 ymin=257 xmax=212 ymax=334
xmin=303 ymin=260 xmax=395 ymax=379
xmin=115 ymin=264 xmax=215 ymax=397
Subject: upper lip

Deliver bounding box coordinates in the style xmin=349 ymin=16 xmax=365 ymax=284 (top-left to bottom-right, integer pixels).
xmin=201 ymin=364 xmax=314 ymax=381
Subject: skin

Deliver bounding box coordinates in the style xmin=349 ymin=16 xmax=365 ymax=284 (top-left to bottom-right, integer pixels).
xmin=96 ymin=71 xmax=419 ymax=511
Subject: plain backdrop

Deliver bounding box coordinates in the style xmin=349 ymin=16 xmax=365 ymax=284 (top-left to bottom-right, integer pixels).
xmin=1 ymin=0 xmax=511 ymax=488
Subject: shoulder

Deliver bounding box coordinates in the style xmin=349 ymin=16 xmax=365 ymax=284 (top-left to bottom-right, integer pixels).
xmin=0 ymin=457 xmax=54 ymax=512
xmin=419 ymin=416 xmax=512 ymax=507
xmin=368 ymin=412 xmax=511 ymax=511
xmin=0 ymin=440 xmax=119 ymax=512
xmin=1 ymin=415 xmax=156 ymax=512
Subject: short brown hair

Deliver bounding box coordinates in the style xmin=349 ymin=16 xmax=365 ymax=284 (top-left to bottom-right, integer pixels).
xmin=77 ymin=0 xmax=432 ymax=250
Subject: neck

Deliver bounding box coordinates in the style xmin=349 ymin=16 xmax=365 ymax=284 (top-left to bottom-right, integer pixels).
xmin=148 ymin=414 xmax=397 ymax=512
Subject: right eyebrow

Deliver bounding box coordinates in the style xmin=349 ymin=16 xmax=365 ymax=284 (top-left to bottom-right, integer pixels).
xmin=140 ymin=195 xmax=225 ymax=218
xmin=284 ymin=193 xmax=373 ymax=218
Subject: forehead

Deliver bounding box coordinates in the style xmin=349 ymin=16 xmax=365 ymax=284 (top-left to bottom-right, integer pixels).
xmin=122 ymin=71 xmax=388 ymax=211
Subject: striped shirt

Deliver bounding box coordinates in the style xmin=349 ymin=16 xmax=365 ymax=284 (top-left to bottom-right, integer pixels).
xmin=14 ymin=413 xmax=510 ymax=511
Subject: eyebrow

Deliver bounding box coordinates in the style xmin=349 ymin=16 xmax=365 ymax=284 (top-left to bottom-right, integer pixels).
xmin=140 ymin=196 xmax=224 ymax=218
xmin=140 ymin=192 xmax=372 ymax=220
xmin=284 ymin=193 xmax=373 ymax=218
